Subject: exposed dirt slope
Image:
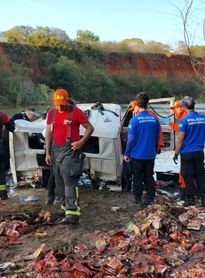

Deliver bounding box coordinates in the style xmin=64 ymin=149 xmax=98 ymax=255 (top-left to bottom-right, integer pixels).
xmin=0 ymin=42 xmax=204 ymax=80
xmin=107 ymin=52 xmax=205 ymax=78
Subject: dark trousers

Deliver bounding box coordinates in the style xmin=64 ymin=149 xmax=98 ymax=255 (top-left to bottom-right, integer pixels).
xmin=53 ymin=142 xmax=80 ymax=211
xmin=181 ymin=151 xmax=205 ymax=200
xmin=47 ymin=168 xmax=55 ymax=203
xmin=131 ymin=158 xmax=155 ymax=201
xmin=0 ymin=139 xmax=8 ymax=199
xmin=0 ymin=139 xmax=6 ymax=185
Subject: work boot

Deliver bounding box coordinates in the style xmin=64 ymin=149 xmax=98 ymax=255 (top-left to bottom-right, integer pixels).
xmin=61 ymin=214 xmax=79 ymax=225
xmin=55 ymin=211 xmax=65 ymax=217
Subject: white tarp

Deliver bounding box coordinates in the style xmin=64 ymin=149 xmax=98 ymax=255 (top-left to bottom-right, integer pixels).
xmin=154 ymin=149 xmax=205 ymax=174
xmin=154 ymin=151 xmax=180 ymax=174
xmin=14 ymin=119 xmax=46 ymax=133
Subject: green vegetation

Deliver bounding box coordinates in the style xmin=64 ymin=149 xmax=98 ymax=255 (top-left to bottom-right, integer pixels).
xmin=0 ymin=25 xmax=205 ymax=105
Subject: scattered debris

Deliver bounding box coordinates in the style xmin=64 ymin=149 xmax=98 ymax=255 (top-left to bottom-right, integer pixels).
xmin=0 ymin=262 xmax=16 ymax=271
xmin=111 ymin=206 xmax=121 ymax=212
xmin=18 ymin=195 xmax=39 ymax=202
xmin=22 ymin=243 xmax=46 ymax=261
xmin=30 ymin=171 xmax=44 ymax=188
xmin=2 ymin=192 xmax=205 ymax=276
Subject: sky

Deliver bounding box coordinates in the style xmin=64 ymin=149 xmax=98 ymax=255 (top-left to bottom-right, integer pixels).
xmin=0 ymin=0 xmax=204 ymax=47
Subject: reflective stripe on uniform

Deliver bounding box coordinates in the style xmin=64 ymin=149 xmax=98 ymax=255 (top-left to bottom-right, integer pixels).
xmin=65 ymin=209 xmax=81 ymax=216
xmin=0 ymin=184 xmax=7 ymax=190
xmin=61 ymin=187 xmax=81 ymax=216
xmin=61 ymin=204 xmax=81 ymax=216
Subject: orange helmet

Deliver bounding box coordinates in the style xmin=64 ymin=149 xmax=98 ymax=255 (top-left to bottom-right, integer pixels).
xmin=170 ymin=100 xmax=186 ymax=119
xmin=53 ymin=89 xmax=68 ymax=106
xmin=128 ymin=100 xmax=138 ymax=111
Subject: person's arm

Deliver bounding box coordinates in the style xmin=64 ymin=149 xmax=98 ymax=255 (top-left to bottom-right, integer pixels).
xmin=71 ymin=121 xmax=94 ymax=151
xmin=175 ymin=131 xmax=185 ymax=154
xmin=124 ymin=134 xmax=135 ymax=157
xmin=173 ymin=131 xmax=185 ymax=164
xmin=5 ymin=119 xmax=15 ymax=132
xmin=45 ymin=125 xmax=53 ymax=165
xmin=156 ymin=119 xmax=161 ymax=154
xmin=3 ymin=112 xmax=15 ymax=132
xmin=124 ymin=118 xmax=137 ymax=161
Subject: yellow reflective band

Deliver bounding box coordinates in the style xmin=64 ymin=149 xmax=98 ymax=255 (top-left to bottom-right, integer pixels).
xmin=61 ymin=205 xmax=66 ymax=211
xmin=76 ymin=187 xmax=79 ymax=198
xmin=0 ymin=184 xmax=7 ymax=190
xmin=61 ymin=204 xmax=81 ymax=213
xmin=65 ymin=209 xmax=81 ymax=216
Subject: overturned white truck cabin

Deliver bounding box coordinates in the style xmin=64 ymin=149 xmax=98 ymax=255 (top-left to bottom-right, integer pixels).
xmin=10 ymin=98 xmax=204 ymax=189
xmin=9 ymin=103 xmax=123 ymax=187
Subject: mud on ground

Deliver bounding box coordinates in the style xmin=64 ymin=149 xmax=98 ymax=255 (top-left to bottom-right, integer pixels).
xmin=0 ymin=186 xmax=136 ymax=265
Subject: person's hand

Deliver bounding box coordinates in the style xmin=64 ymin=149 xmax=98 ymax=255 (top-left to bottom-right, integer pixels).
xmin=123 ymin=155 xmax=131 ymax=163
xmin=45 ymin=154 xmax=52 ymax=165
xmin=157 ymin=148 xmax=161 ymax=154
xmin=173 ymin=153 xmax=178 ymax=164
xmin=71 ymin=141 xmax=83 ymax=151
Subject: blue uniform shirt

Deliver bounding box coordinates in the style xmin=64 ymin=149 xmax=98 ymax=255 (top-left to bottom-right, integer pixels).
xmin=179 ymin=111 xmax=205 ymax=153
xmin=125 ymin=111 xmax=160 ymax=159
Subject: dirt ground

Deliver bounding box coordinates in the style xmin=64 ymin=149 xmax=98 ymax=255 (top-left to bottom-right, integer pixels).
xmin=3 ymin=185 xmax=205 ymax=277
xmin=0 ymin=185 xmax=137 ymax=266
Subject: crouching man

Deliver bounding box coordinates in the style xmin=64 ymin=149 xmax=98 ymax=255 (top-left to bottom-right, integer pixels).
xmin=45 ymin=89 xmax=94 ymax=224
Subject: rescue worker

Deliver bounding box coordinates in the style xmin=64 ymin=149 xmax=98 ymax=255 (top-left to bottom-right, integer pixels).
xmin=10 ymin=106 xmax=37 ymax=122
xmin=121 ymin=99 xmax=164 ymax=192
xmin=0 ymin=110 xmax=15 ymax=199
xmin=133 ymin=101 xmax=164 ymax=152
xmin=45 ymin=89 xmax=94 ymax=224
xmin=174 ymin=96 xmax=205 ymax=206
xmin=124 ymin=92 xmax=160 ymax=207
xmin=169 ymin=100 xmax=194 ymax=200
xmin=45 ymin=98 xmax=75 ymax=206
xmin=2 ymin=106 xmax=38 ymax=172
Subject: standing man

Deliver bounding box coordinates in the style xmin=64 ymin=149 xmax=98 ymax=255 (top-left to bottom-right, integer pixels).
xmin=0 ymin=110 xmax=15 ymax=199
xmin=173 ymin=96 xmax=205 ymax=206
xmin=45 ymin=89 xmax=94 ymax=224
xmin=124 ymin=92 xmax=160 ymax=207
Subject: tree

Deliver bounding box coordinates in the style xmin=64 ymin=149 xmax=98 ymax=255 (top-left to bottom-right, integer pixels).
xmin=75 ymin=30 xmax=99 ymax=44
xmin=177 ymin=0 xmax=205 ymax=86
xmin=85 ymin=68 xmax=116 ymax=102
xmin=118 ymin=38 xmax=145 ymax=52
xmin=144 ymin=41 xmax=171 ymax=55
xmin=175 ymin=41 xmax=188 ymax=55
xmin=28 ymin=26 xmax=71 ymax=47
xmin=3 ymin=26 xmax=71 ymax=47
xmin=3 ymin=26 xmax=34 ymax=43
xmin=49 ymin=56 xmax=86 ymax=100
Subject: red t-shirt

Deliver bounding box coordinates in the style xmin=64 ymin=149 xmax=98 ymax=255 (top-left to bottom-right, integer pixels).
xmin=47 ymin=106 xmax=88 ymax=145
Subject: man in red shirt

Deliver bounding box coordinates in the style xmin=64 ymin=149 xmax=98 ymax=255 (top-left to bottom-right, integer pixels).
xmin=45 ymin=89 xmax=94 ymax=224
xmin=0 ymin=111 xmax=15 ymax=199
